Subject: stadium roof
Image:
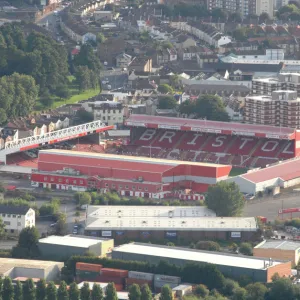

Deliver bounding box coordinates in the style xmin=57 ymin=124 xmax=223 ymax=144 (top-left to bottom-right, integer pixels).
xmin=39 ymin=149 xmax=226 ymax=168
xmin=125 ymin=115 xmax=296 ymax=139
xmin=255 ymin=240 xmax=300 ymax=251
xmin=85 ymin=216 xmax=257 ymax=231
xmin=38 ymin=235 xmax=110 ymax=248
xmin=112 ymin=243 xmax=286 ymax=270
xmin=87 ymin=205 xmax=216 ymax=218
xmin=241 ymin=159 xmax=300 ymax=183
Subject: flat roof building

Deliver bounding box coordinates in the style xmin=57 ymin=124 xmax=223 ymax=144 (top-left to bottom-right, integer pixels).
xmin=0 ymin=258 xmax=63 ymax=281
xmin=226 ymin=158 xmax=300 ymax=195
xmin=112 ymin=243 xmax=291 ymax=282
xmin=38 ymin=235 xmax=114 ymax=259
xmin=85 ymin=206 xmax=257 ymax=242
xmin=254 ymin=240 xmax=300 ymax=267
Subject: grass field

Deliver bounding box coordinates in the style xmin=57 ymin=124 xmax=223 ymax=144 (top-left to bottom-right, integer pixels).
xmin=35 ymin=76 xmax=100 ymax=111
xmin=229 ymin=167 xmax=248 ymax=177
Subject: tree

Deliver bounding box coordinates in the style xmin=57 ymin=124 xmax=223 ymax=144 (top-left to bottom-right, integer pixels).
xmin=268 ymin=278 xmax=296 ymax=300
xmin=74 ymin=44 xmax=102 ymax=73
xmin=128 ymin=284 xmax=141 ymax=300
xmin=46 ymin=282 xmax=57 ymax=300
xmin=57 ymin=281 xmax=68 ymax=300
xmin=80 ymin=282 xmax=91 ymax=300
xmin=0 ymin=217 xmax=5 ymax=240
xmin=12 ymin=226 xmax=40 ymax=258
xmin=158 ymin=96 xmax=177 ymax=109
xmin=75 ymin=66 xmax=97 ymax=92
xmin=205 ymin=181 xmax=245 ymax=216
xmin=194 ymin=284 xmax=209 ymax=298
xmin=97 ymin=33 xmax=106 ymax=44
xmin=55 ymin=85 xmax=71 ymax=100
xmin=14 ymin=281 xmax=22 ymax=300
xmin=91 ymin=283 xmax=103 ymax=300
xmin=55 ymin=212 xmax=67 ymax=236
xmin=105 ymin=283 xmax=118 ymax=300
xmin=141 ymin=284 xmax=152 ymax=300
xmin=158 ymin=84 xmax=173 ymax=94
xmin=159 ymin=285 xmax=173 ymax=300
xmin=22 ymin=279 xmax=36 ymax=300
xmin=179 ymin=95 xmax=229 ymax=121
xmin=76 ymin=109 xmax=94 ymax=123
xmin=2 ymin=277 xmax=14 ymax=300
xmin=195 ymin=241 xmax=220 ymax=251
xmin=231 ymin=287 xmax=247 ymax=300
xmin=239 ymin=243 xmax=253 ymax=256
xmin=36 ymin=279 xmax=47 ymax=300
xmin=75 ymin=192 xmax=92 ymax=206
xmin=221 ymin=279 xmax=240 ymax=297
xmin=0 ymin=108 xmax=7 ymax=125
xmin=245 ymin=282 xmax=267 ymax=300
xmin=69 ymin=283 xmax=80 ymax=300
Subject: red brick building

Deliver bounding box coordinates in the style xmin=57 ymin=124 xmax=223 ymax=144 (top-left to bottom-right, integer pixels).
xmin=31 ymin=149 xmax=231 ymax=198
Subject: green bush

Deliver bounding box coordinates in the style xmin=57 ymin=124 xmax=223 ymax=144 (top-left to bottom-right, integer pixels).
xmin=239 ymin=243 xmax=253 ymax=256
xmin=196 ymin=241 xmax=221 ymax=252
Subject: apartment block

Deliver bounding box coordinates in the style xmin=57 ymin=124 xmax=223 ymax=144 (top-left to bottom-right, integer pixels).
xmin=244 ymin=90 xmax=300 ymax=128
xmin=252 ymin=73 xmax=300 ymax=97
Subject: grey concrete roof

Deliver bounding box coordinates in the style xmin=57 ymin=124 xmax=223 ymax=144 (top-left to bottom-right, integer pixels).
xmin=255 ymin=240 xmax=300 ymax=251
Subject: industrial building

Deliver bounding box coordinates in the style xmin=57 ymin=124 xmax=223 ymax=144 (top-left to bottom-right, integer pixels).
xmin=38 ymin=235 xmax=114 ymax=259
xmin=0 ymin=205 xmax=35 ymax=236
xmin=112 ymin=243 xmax=291 ymax=283
xmin=226 ymin=158 xmax=300 ymax=195
xmin=85 ymin=206 xmax=258 ymax=241
xmin=0 ymin=258 xmax=63 ymax=281
xmin=254 ymin=240 xmax=300 ymax=267
xmin=31 ymin=149 xmax=231 ymax=197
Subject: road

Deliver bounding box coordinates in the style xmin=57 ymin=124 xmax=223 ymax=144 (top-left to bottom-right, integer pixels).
xmin=243 ymin=191 xmax=300 ymax=221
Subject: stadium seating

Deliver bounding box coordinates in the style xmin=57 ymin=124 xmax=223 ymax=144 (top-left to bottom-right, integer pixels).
xmin=129 ymin=129 xmax=296 ymax=168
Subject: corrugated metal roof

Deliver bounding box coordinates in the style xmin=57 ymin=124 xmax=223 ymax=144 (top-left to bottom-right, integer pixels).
xmin=242 ymin=159 xmax=300 ymax=183
xmin=255 ymin=240 xmax=300 ymax=250
xmin=112 ymin=243 xmax=286 ymax=270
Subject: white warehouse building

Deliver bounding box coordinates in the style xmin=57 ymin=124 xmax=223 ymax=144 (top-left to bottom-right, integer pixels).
xmin=226 ymin=159 xmax=300 ymax=195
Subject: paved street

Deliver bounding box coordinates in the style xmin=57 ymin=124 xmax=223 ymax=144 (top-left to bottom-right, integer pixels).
xmin=243 ymin=191 xmax=300 ymax=221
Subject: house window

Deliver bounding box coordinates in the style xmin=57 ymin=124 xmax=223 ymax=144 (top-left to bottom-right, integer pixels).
xmin=145 ymin=187 xmax=148 ymax=191
xmin=73 ymin=180 xmax=77 ymax=184
xmin=119 ymin=185 xmax=123 ymax=189
xmin=11 ymin=229 xmax=14 ymax=233
xmin=58 ymin=178 xmax=62 ymax=183
xmin=44 ymin=176 xmax=48 ymax=181
xmin=105 ymin=183 xmax=109 ymax=187
xmin=7 ymin=214 xmax=10 ymax=218
xmin=2 ymin=214 xmax=5 ymax=217
xmin=50 ymin=177 xmax=54 ymax=182
xmin=12 ymin=215 xmax=16 ymax=218
xmin=132 ymin=186 xmax=136 ymax=190
xmin=138 ymin=187 xmax=142 ymax=190
xmin=4 ymin=221 xmax=10 ymax=225
xmin=18 ymin=215 xmax=21 ymax=218
xmin=66 ymin=179 xmax=69 ymax=184
xmin=80 ymin=180 xmax=83 ymax=184
xmin=112 ymin=184 xmax=116 ymax=188
xmin=17 ymin=222 xmax=21 ymax=226
xmin=125 ymin=185 xmax=128 ymax=189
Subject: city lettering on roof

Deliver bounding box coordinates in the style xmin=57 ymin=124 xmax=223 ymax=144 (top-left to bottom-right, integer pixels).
xmin=158 ymin=125 xmax=181 ymax=130
xmin=232 ymin=131 xmax=255 ymax=137
xmin=266 ymin=134 xmax=289 ymax=139
xmin=191 ymin=127 xmax=221 ymax=134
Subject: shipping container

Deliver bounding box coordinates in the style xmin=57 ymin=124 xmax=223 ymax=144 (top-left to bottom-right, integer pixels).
xmin=154 ymin=275 xmax=181 ymax=284
xmin=125 ymin=278 xmax=153 ymax=289
xmin=76 ymin=262 xmax=102 ymax=273
xmin=76 ymin=270 xmax=99 ymax=279
xmin=94 ymin=275 xmax=124 ymax=285
xmin=101 ymin=268 xmax=128 ymax=278
xmin=128 ymin=271 xmax=154 ymax=281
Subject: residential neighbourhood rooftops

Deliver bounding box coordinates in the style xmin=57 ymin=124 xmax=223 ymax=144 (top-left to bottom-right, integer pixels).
xmin=112 ymin=243 xmax=284 ymax=270
xmin=0 ymin=205 xmax=32 ymax=215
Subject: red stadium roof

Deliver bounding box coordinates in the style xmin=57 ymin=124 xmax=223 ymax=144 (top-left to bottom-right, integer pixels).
xmin=241 ymin=159 xmax=300 ymax=183
xmin=125 ymin=115 xmax=296 ymax=140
